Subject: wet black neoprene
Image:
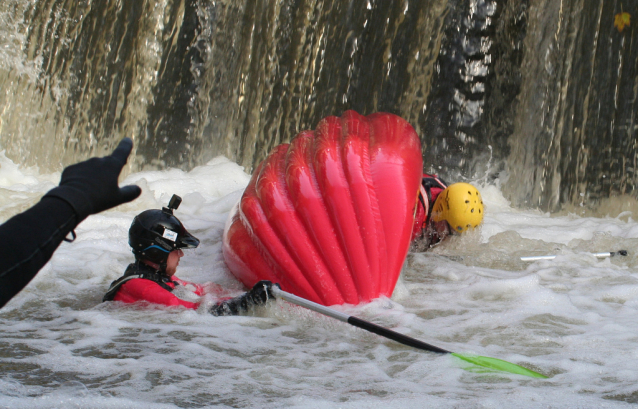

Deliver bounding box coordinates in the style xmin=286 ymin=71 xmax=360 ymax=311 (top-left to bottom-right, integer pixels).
xmin=0 ymin=138 xmax=141 ymax=308
xmin=209 ymin=281 xmax=278 ymax=316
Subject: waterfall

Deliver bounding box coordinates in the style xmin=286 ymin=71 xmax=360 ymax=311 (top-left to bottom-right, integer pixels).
xmin=0 ymin=0 xmax=636 ymax=213
xmin=508 ymin=0 xmax=638 ymax=212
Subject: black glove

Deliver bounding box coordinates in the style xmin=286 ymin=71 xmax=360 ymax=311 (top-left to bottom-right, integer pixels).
xmin=210 ymin=281 xmax=279 ymax=316
xmin=43 ymin=138 xmax=142 ymax=223
xmin=245 ymin=280 xmax=278 ymax=306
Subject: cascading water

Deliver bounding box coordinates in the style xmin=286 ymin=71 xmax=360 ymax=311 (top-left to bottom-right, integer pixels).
xmin=2 ymin=0 xmax=637 ymax=212
xmin=507 ymin=0 xmax=638 ymax=212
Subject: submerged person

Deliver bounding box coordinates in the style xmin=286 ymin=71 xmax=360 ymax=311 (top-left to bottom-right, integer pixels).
xmin=411 ymin=175 xmax=484 ymax=251
xmin=0 ymin=138 xmax=142 ymax=308
xmin=103 ymin=195 xmax=278 ymax=315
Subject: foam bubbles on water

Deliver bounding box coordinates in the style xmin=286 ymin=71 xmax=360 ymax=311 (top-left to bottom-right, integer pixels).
xmin=1 ymin=157 xmax=638 ymax=407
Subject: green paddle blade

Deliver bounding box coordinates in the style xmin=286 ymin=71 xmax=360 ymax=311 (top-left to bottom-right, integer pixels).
xmin=451 ymin=353 xmax=548 ymax=378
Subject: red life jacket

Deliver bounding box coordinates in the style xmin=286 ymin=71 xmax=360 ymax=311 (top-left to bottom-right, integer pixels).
xmin=113 ymin=276 xmax=205 ymax=309
xmin=103 ymin=262 xmax=205 ymax=309
xmin=411 ymin=174 xmax=448 ymax=242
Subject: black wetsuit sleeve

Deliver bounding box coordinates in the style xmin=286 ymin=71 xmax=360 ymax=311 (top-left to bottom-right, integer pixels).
xmin=0 ymin=197 xmax=78 ymax=308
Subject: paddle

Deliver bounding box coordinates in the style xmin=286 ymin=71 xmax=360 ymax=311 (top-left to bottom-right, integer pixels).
xmin=520 ymin=249 xmax=628 ymax=262
xmin=271 ymin=287 xmax=547 ymax=378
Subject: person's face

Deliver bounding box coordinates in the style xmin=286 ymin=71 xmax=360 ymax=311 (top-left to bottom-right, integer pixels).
xmin=433 ymin=220 xmax=451 ymax=238
xmin=165 ymin=249 xmax=184 ymax=276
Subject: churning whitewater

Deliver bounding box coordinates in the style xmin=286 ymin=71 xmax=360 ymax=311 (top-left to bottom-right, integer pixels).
xmin=0 ymin=152 xmax=638 ymax=408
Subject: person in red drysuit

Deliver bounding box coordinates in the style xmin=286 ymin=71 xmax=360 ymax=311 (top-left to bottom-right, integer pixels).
xmin=411 ymin=175 xmax=484 ymax=251
xmin=103 ymin=194 xmax=277 ymax=315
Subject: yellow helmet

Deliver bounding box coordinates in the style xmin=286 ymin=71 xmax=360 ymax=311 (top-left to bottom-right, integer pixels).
xmin=431 ymin=183 xmax=484 ymax=233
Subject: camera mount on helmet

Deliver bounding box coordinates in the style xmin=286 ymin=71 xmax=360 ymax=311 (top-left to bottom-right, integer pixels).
xmin=128 ymin=194 xmax=200 ymax=271
xmin=163 ymin=194 xmax=182 ymax=215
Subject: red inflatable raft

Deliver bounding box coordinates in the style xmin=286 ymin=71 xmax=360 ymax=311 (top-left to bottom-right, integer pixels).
xmin=222 ymin=111 xmax=423 ymax=305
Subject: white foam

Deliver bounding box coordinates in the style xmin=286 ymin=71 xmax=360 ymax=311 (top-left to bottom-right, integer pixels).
xmin=0 ymin=157 xmax=637 ymax=408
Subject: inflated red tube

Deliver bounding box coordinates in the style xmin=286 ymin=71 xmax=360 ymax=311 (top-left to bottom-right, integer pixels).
xmin=222 ymin=111 xmax=423 ymax=305
xmin=367 ymin=113 xmax=423 ymax=293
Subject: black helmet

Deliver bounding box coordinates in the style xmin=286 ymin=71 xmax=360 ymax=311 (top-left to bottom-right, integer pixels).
xmin=128 ymin=195 xmax=200 ymax=266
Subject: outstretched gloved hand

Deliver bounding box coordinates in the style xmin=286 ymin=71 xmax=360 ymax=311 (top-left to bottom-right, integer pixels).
xmin=44 ymin=138 xmax=141 ymax=223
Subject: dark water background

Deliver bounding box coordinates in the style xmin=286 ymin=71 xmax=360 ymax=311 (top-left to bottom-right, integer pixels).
xmin=0 ymin=0 xmax=637 ymax=212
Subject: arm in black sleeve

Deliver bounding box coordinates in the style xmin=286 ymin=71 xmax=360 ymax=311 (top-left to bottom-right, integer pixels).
xmin=0 ymin=138 xmax=141 ymax=308
xmin=0 ymin=197 xmax=77 ymax=307
xmin=210 ymin=281 xmax=278 ymax=316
